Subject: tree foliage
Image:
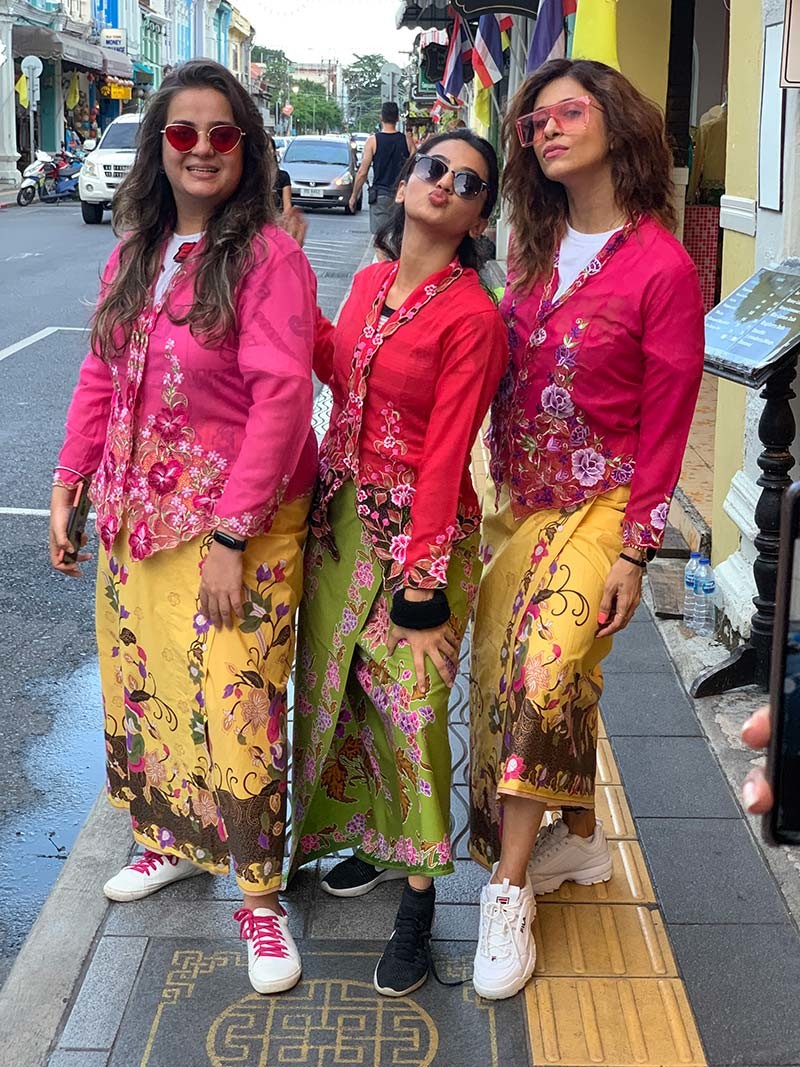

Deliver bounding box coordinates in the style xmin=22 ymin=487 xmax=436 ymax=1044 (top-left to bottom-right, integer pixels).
xmin=343 ymin=53 xmax=388 ymax=132
xmin=290 ymin=79 xmax=343 ymax=135
xmin=251 ymin=46 xmax=290 ymax=103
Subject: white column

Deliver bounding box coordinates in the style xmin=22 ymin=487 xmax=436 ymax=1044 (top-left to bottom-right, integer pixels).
xmin=0 ymin=10 xmax=20 ymax=186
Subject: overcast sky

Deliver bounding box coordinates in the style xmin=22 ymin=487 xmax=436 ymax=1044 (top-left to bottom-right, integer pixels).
xmin=236 ymin=0 xmax=419 ymax=66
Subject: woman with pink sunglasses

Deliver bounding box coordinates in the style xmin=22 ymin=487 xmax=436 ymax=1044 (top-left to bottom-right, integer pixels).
xmin=49 ymin=60 xmax=318 ymax=995
xmin=469 ymin=59 xmax=705 ymax=999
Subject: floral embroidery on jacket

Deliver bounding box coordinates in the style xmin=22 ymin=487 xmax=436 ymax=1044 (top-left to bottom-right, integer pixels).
xmin=310 ymin=260 xmax=477 ymax=589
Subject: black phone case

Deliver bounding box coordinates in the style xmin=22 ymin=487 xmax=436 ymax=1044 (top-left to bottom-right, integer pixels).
xmin=765 ymin=482 xmax=800 ymax=846
xmin=62 ymin=485 xmax=91 ymax=565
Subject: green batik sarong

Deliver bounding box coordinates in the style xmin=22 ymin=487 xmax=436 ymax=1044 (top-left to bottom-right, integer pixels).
xmin=289 ymin=481 xmax=480 ymax=879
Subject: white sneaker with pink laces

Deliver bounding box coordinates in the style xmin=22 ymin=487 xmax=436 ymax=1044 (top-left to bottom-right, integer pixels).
xmin=103 ymin=850 xmax=204 ymax=902
xmin=234 ymin=907 xmax=302 ymax=994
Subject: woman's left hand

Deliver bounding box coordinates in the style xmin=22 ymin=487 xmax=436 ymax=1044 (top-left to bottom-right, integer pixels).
xmin=596 ymin=556 xmax=644 ymax=639
xmin=280 ymin=206 xmax=308 ymax=248
xmin=199 ymin=542 xmax=245 ymax=630
xmin=386 ymin=621 xmax=461 ymax=692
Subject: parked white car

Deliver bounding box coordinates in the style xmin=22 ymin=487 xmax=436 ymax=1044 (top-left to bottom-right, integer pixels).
xmin=78 ymin=112 xmax=142 ymax=224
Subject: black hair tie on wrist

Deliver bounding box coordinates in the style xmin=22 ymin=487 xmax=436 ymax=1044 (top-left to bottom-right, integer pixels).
xmin=619 ymin=552 xmax=647 ymax=569
xmin=390 ymin=589 xmax=451 ymax=630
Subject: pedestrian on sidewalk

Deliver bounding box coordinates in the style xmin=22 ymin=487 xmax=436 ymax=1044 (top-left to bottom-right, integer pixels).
xmin=291 ymin=130 xmax=508 ymax=997
xmin=49 ymin=60 xmax=318 ymax=997
xmin=468 ymin=58 xmax=705 ymax=1000
xmin=350 ymin=102 xmax=415 ymax=232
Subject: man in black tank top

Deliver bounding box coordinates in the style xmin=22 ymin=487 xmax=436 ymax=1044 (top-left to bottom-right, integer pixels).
xmin=350 ymin=102 xmax=415 ymax=234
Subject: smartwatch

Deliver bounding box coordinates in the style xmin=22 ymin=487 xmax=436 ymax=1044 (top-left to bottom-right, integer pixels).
xmin=212 ymin=530 xmax=248 ymax=552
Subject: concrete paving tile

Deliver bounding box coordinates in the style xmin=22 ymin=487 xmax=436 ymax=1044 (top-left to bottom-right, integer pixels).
xmin=525 ymin=976 xmax=705 ymax=1066
xmin=613 ymin=737 xmax=740 ymax=818
xmin=49 ymin=1054 xmax=109 ymax=1067
xmin=109 ymin=938 xmax=530 ymax=1067
xmin=604 ymin=621 xmax=674 ymax=674
xmin=539 ymin=841 xmax=656 ymax=905
xmin=534 ymin=904 xmax=678 ymax=978
xmin=670 ymin=924 xmax=800 ymax=1066
xmin=595 ymin=784 xmax=638 ymax=839
xmin=104 ymin=897 xmax=310 ymax=939
xmin=601 ymin=674 xmax=703 ymax=736
xmin=58 ymin=936 xmax=147 ymax=1050
xmin=638 ymin=819 xmax=792 ymax=925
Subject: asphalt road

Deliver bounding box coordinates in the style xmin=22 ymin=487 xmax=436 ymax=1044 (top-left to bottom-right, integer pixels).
xmin=0 ymin=197 xmax=371 ymax=983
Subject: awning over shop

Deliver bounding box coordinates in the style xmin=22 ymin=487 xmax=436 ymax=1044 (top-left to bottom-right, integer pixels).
xmin=101 ymin=47 xmax=134 ymax=79
xmin=132 ymin=61 xmax=154 ymax=84
xmin=396 ymin=0 xmax=452 ymax=31
xmin=12 ymin=24 xmax=104 ymax=71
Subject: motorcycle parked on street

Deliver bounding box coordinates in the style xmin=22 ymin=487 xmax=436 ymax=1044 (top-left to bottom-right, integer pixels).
xmin=16 ymin=150 xmax=83 ymax=206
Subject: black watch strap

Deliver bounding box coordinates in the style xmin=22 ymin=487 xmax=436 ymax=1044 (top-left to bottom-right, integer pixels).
xmin=213 ymin=530 xmax=248 ymax=552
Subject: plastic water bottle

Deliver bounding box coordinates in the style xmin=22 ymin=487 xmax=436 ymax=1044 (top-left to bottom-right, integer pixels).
xmin=692 ymin=558 xmax=716 ymax=637
xmin=683 ymin=552 xmax=701 ymax=629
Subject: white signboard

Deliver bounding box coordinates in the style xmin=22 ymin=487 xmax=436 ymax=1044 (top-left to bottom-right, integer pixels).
xmin=100 ymin=28 xmax=127 ymax=53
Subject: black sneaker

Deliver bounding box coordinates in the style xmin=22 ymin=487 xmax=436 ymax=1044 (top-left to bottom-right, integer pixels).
xmin=374 ymin=883 xmax=436 ymax=997
xmin=320 ymin=855 xmax=407 ymax=898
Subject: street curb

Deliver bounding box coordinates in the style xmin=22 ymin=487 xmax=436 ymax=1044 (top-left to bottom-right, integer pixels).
xmin=0 ymin=791 xmax=131 ymax=1067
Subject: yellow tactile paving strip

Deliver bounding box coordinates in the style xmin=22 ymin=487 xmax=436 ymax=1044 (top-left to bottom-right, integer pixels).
xmin=469 ymin=443 xmax=708 ymax=1066
xmin=527 ymin=715 xmax=707 ymax=1066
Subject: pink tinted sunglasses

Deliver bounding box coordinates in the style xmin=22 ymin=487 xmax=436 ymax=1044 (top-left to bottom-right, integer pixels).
xmin=516 ymin=95 xmax=602 ymax=148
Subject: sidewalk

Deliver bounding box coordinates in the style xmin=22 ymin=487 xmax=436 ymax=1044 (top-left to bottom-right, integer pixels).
xmin=2 ymin=575 xmax=795 ymax=1066
xmin=0 ymin=186 xmax=20 ymax=210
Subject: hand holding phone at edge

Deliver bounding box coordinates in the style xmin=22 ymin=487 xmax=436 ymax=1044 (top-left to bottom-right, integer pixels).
xmin=742 ymin=705 xmax=773 ymax=814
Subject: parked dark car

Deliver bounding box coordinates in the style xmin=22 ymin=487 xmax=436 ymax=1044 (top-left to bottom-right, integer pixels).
xmin=282 ymin=136 xmax=360 ymax=214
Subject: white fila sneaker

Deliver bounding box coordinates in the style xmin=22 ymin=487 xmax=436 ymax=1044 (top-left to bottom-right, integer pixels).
xmin=528 ymin=818 xmax=613 ymax=895
xmin=472 ymin=866 xmax=537 ymax=1000
xmin=234 ymin=907 xmax=302 ymax=994
xmin=103 ymin=850 xmax=205 ymax=902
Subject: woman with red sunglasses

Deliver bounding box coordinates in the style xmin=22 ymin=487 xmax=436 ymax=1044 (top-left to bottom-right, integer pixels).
xmin=469 ymin=59 xmax=705 ymax=999
xmin=290 ymin=130 xmax=508 ymax=997
xmin=49 ymin=60 xmax=318 ymax=995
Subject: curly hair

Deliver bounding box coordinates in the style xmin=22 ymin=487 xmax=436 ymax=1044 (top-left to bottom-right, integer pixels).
xmin=374 ymin=129 xmax=499 ymax=271
xmin=502 ymin=59 xmax=676 ymax=293
xmin=90 ymin=60 xmax=276 ymax=358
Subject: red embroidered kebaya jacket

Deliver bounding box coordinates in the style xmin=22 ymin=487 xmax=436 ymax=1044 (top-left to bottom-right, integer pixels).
xmin=488 ymin=218 xmax=705 ymax=549
xmin=56 ymin=225 xmax=318 ymax=561
xmin=312 ymin=259 xmax=508 ymax=589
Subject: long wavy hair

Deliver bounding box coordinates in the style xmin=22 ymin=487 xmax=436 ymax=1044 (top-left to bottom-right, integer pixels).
xmin=374 ymin=129 xmax=499 ymax=271
xmin=91 ymin=60 xmax=276 ymax=357
xmin=503 ymin=59 xmax=677 ymax=292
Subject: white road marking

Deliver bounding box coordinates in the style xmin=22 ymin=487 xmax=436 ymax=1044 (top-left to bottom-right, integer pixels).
xmin=0 ymin=326 xmax=86 ymax=364
xmin=0 ymin=507 xmax=51 ymax=516
xmin=2 ymin=252 xmax=44 ymax=262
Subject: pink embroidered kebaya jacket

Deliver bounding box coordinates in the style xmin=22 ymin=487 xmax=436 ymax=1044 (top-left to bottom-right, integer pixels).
xmin=312 ymin=259 xmax=508 ymax=589
xmin=56 ymin=224 xmax=318 ymax=561
xmin=489 ymin=218 xmax=705 ymax=549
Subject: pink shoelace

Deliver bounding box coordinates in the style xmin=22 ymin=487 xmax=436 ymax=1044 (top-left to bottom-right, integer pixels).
xmin=234 ymin=908 xmax=290 ymax=959
xmin=129 ymin=850 xmax=179 ymax=875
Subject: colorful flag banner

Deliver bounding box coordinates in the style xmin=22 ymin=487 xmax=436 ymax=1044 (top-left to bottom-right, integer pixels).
xmin=436 ymin=13 xmax=472 ymax=107
xmin=527 ymin=0 xmax=577 ymax=73
xmin=473 ymin=14 xmax=506 ymax=88
xmin=66 ymin=71 xmax=80 ymax=111
xmin=15 ymin=73 xmax=28 ymax=108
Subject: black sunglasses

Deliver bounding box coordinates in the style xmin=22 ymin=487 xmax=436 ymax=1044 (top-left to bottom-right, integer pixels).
xmin=412 ymin=155 xmax=489 ymax=200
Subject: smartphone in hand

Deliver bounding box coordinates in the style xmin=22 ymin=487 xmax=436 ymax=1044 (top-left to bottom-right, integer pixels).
xmin=767 ymin=481 xmax=800 ymax=845
xmin=61 ymin=480 xmax=92 ymax=566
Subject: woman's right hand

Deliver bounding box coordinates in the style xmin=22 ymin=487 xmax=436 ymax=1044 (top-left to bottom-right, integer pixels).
xmin=742 ymin=705 xmax=773 ymax=814
xmin=386 ymin=621 xmax=461 ymax=692
xmin=49 ymin=485 xmax=91 ymax=578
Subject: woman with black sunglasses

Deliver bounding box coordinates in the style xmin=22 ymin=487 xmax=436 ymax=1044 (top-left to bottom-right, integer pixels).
xmin=49 ymin=61 xmax=318 ymax=996
xmin=290 ymin=129 xmax=508 ymax=997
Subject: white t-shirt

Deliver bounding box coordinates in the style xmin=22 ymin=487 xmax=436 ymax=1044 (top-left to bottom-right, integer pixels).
xmin=154 ymin=231 xmax=203 ymax=303
xmin=554 ymin=223 xmax=620 ymax=300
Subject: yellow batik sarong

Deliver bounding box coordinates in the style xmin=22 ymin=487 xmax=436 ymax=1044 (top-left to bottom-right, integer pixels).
xmin=469 ymin=486 xmax=628 ymax=870
xmin=96 ymin=496 xmax=308 ymax=894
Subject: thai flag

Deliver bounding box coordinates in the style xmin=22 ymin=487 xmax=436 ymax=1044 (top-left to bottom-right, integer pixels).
xmin=473 ymin=14 xmax=506 ymax=89
xmin=436 ymin=13 xmax=472 ymax=106
xmin=527 ymin=0 xmax=578 ymax=74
